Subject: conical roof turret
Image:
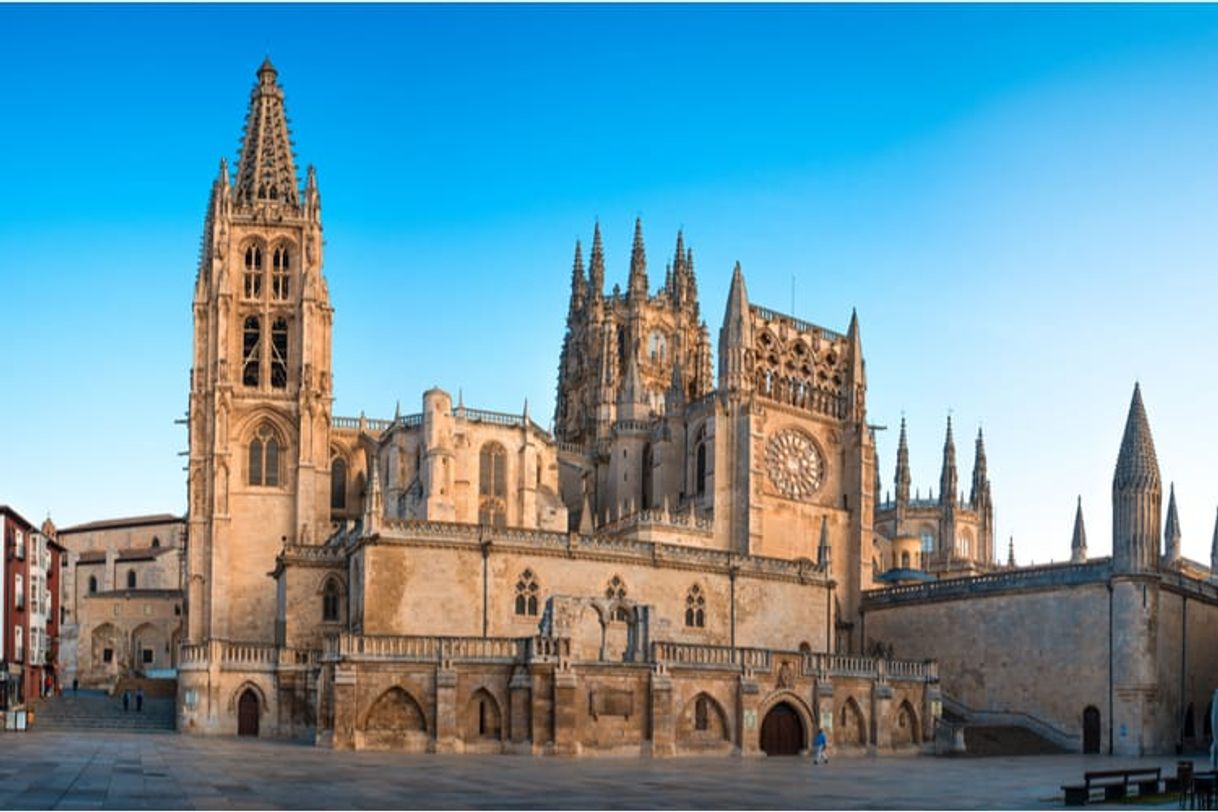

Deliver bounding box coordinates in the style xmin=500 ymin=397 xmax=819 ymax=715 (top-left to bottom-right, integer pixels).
xmin=235 ymin=58 xmax=299 ymax=207
xmin=1071 ymin=496 xmax=1087 ymax=563
xmin=717 ymin=262 xmax=753 ymax=393
xmin=1114 ymin=383 xmax=1160 ymax=491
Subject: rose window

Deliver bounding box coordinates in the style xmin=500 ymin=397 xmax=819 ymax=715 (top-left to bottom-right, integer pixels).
xmin=765 ymin=429 xmax=824 ymax=501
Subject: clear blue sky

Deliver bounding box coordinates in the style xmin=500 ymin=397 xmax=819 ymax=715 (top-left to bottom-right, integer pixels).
xmin=2 ymin=4 xmax=1217 ymax=566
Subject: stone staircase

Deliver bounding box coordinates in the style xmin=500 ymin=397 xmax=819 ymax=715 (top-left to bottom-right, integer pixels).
xmin=939 ymin=693 xmax=1076 ymax=756
xmin=960 ymin=724 xmax=1069 ymax=756
xmin=31 ymin=689 xmax=176 ymax=733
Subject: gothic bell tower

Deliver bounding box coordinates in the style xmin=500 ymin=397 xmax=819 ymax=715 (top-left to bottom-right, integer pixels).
xmin=186 ymin=59 xmax=333 ymax=646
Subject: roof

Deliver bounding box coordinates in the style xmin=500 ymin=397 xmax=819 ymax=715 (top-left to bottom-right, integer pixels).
xmin=57 ymin=514 xmax=183 ymax=535
xmin=0 ymin=505 xmax=37 ymax=531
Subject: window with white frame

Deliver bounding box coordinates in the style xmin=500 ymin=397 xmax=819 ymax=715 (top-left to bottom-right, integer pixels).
xmin=14 ymin=626 xmax=23 ymax=663
xmin=14 ymin=574 xmax=24 ymax=609
xmin=14 ymin=530 xmax=24 ymax=559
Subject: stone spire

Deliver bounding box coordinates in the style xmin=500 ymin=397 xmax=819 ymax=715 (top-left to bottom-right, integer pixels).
xmin=568 ymin=239 xmax=586 ymax=316
xmin=1164 ymin=483 xmax=1182 ymax=565
xmin=845 ymin=309 xmax=866 ymax=422
xmin=1112 ymin=383 xmax=1162 ymax=574
xmin=817 ymin=515 xmax=832 ymax=573
xmin=588 ymin=221 xmax=605 ymax=297
xmin=895 ymin=417 xmax=911 ymax=506
xmin=618 ymin=348 xmax=647 ymax=420
xmin=234 ymin=58 xmax=299 ymax=207
xmin=1211 ymin=506 xmax=1218 ymax=575
xmin=939 ymin=415 xmax=958 ymax=509
xmin=1071 ymin=496 xmax=1088 ymax=563
xmin=627 ymin=218 xmax=648 ymax=299
xmin=717 ymin=262 xmax=753 ymax=394
xmin=1007 ymin=536 xmax=1015 ymax=568
xmin=971 ymin=427 xmax=989 ymax=507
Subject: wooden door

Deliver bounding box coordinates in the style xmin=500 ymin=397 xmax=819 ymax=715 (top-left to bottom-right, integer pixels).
xmin=760 ymin=703 xmax=804 ymax=756
xmin=1083 ymin=706 xmax=1100 ymax=754
xmin=238 ymin=689 xmax=260 ymax=737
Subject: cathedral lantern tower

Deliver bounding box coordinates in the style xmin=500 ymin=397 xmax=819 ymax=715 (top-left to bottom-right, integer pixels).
xmin=187 ymin=59 xmax=333 ymax=647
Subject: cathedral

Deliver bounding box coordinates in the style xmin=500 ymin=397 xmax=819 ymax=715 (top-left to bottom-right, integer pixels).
xmin=176 ymin=61 xmax=1216 ymax=758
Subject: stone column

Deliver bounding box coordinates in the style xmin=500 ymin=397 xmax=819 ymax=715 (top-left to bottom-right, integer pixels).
xmin=814 ymin=678 xmax=835 ymax=748
xmin=531 ymin=667 xmax=552 ymax=753
xmin=434 ymin=667 xmax=460 ymax=753
xmin=508 ymin=667 xmax=532 ymax=753
xmin=872 ymin=675 xmax=893 ymax=752
xmin=331 ymin=666 xmax=357 ymax=750
xmin=648 ymin=666 xmax=675 ymax=757
xmin=552 ymin=665 xmax=580 ymax=756
xmin=737 ymin=675 xmax=762 ymax=757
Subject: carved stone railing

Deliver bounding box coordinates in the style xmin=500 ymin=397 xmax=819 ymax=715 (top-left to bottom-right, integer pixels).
xmin=800 ymin=652 xmax=936 ymax=682
xmin=558 ymin=441 xmax=585 ymax=455
xmin=751 ymin=304 xmax=846 ymax=342
xmin=178 ymin=639 xmax=307 ymax=673
xmin=598 ymin=505 xmax=714 ymax=536
xmin=331 ymin=415 xmax=394 ymax=433
xmin=280 ymin=544 xmax=344 ymax=564
xmin=652 ymin=642 xmax=771 ymax=671
xmin=330 ymin=633 xmax=522 ymax=664
xmin=458 ymin=407 xmax=552 ymax=441
xmin=862 ymin=559 xmax=1112 ymax=608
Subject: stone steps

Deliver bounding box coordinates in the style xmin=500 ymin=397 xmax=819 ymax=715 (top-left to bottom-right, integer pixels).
xmin=32 ymin=694 xmax=175 ymax=732
xmin=962 ymin=724 xmax=1068 ymax=757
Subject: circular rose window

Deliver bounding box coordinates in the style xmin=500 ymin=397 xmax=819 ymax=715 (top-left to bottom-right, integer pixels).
xmin=765 ymin=429 xmax=823 ymax=501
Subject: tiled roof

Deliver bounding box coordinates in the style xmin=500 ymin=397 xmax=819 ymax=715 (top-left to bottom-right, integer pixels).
xmin=58 ymin=514 xmax=183 ymax=534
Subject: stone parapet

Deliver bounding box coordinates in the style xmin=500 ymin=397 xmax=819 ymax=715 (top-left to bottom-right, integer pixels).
xmin=861 ymin=559 xmax=1112 ymax=608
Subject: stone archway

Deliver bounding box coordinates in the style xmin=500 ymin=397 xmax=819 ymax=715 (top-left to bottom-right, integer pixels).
xmin=835 ymin=697 xmax=867 ymax=748
xmin=1083 ymin=706 xmax=1101 ymax=754
xmin=237 ymin=688 xmax=260 ymax=737
xmin=760 ymin=702 xmax=804 ymax=756
xmin=894 ymin=700 xmax=920 ymax=746
xmin=465 ymin=688 xmax=502 ymax=741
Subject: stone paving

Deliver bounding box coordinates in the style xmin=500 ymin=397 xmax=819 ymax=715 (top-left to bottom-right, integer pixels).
xmin=0 ymin=730 xmax=1199 ymax=809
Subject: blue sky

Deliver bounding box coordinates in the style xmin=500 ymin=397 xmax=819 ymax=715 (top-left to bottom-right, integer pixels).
xmin=2 ymin=4 xmax=1217 ymax=566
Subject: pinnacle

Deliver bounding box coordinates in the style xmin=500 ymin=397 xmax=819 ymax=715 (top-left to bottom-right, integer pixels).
xmin=1071 ymin=496 xmax=1087 ymax=553
xmin=1114 ymin=383 xmax=1160 ymax=491
xmin=1165 ymin=483 xmax=1181 ymax=542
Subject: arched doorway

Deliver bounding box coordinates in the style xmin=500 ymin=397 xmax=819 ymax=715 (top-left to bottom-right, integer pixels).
xmin=1083 ymin=706 xmax=1101 ymax=754
xmin=760 ymin=702 xmax=804 ymax=756
xmin=238 ymin=689 xmax=260 ymax=737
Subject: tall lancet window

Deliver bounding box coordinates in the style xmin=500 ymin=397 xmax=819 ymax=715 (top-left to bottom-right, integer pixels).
xmin=270 ymin=318 xmax=289 ymax=389
xmin=243 ymin=246 xmax=263 ymax=298
xmin=242 ymin=316 xmax=261 ymax=387
xmin=248 ymin=424 xmax=281 ymax=487
xmin=478 ymin=442 xmax=507 ymax=528
xmin=272 ymin=246 xmax=291 ymax=300
xmin=330 ymin=456 xmax=347 ymax=510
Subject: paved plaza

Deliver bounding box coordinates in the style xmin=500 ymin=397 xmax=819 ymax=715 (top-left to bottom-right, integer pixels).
xmin=0 ymin=730 xmax=1199 ymax=810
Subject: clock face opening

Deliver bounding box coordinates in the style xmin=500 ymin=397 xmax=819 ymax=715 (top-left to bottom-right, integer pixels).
xmin=765 ymin=429 xmax=824 ymax=501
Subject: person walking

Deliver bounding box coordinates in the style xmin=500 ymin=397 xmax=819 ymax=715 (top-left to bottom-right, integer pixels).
xmin=813 ymin=728 xmax=829 ymax=764
xmin=72 ymin=677 xmax=78 ymax=696
xmin=135 ymin=687 xmax=144 ymax=713
xmin=122 ymin=689 xmax=130 ymax=712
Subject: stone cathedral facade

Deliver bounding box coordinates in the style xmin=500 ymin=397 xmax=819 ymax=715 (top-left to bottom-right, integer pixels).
xmin=177 ymin=61 xmax=1216 ymax=758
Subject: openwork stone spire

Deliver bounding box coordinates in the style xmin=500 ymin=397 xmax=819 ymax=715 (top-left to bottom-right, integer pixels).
xmin=588 ymin=221 xmax=605 ymax=297
xmin=895 ymin=416 xmax=911 ymax=505
xmin=1071 ymin=496 xmax=1087 ymax=563
xmin=939 ymin=415 xmax=958 ymax=508
xmin=234 ymin=58 xmax=299 ymax=207
xmin=627 ymin=217 xmax=648 ymax=299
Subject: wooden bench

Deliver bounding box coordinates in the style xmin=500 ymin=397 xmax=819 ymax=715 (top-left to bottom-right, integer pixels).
xmin=1061 ymin=767 xmax=1161 ymax=806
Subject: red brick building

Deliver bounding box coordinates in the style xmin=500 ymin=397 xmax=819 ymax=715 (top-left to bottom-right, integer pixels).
xmin=1 ymin=506 xmax=63 ymax=709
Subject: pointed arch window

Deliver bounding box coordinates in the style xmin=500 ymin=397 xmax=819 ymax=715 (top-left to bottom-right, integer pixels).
xmin=685 ymin=584 xmax=706 ymax=628
xmin=695 ymin=427 xmax=708 ymax=497
xmin=514 ymin=569 xmax=539 ymax=617
xmin=243 ymin=246 xmax=263 ymax=299
xmin=270 ymin=317 xmax=288 ymax=389
xmin=322 ymin=578 xmax=340 ymax=622
xmin=330 ymin=456 xmax=347 ymax=510
xmin=272 ymin=246 xmax=292 ymax=300
xmin=641 ymin=443 xmax=654 ymax=510
xmin=88 ymin=575 xmax=97 ymax=594
xmin=126 ymin=570 xmax=137 ymax=589
xmin=478 ymin=442 xmax=507 ymax=528
xmin=242 ymin=316 xmax=261 ymax=387
xmin=695 ymin=696 xmax=710 ymax=731
xmin=248 ymin=424 xmax=281 ymax=487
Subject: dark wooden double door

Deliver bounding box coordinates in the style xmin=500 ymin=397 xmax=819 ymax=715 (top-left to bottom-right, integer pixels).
xmin=238 ymin=689 xmax=259 ymax=737
xmin=760 ymin=702 xmax=804 ymax=756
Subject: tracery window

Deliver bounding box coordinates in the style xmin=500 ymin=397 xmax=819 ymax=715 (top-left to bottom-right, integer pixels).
xmin=270 ymin=317 xmax=289 ymax=389
xmin=242 ymin=316 xmax=261 ymax=387
xmin=685 ymin=584 xmax=705 ymax=628
xmin=248 ymin=424 xmax=281 ymax=487
xmin=330 ymin=456 xmax=347 ymax=510
xmin=478 ymin=442 xmax=507 ymax=528
xmin=271 ymin=246 xmax=291 ymax=300
xmin=605 ymin=575 xmax=627 ymax=601
xmin=322 ymin=578 xmax=340 ymax=622
xmin=243 ymin=246 xmax=263 ymax=298
xmin=514 ymin=569 xmax=539 ymax=617
xmin=648 ymin=331 xmax=667 ymax=364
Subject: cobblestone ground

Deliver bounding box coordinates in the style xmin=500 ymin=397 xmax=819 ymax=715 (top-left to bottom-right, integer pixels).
xmin=0 ymin=730 xmax=1195 ymax=810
